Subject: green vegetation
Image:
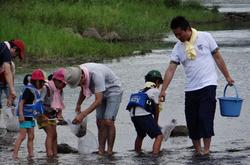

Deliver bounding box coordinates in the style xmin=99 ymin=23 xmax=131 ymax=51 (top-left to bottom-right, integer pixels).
xmin=0 ymin=0 xmax=223 ymax=69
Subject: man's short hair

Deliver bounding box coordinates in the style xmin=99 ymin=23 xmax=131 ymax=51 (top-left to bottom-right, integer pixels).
xmin=170 ymin=16 xmax=190 ymax=31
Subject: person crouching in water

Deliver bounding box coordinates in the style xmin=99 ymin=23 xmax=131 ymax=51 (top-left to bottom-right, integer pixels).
xmin=126 ymin=70 xmax=164 ymax=156
xmin=38 ymin=68 xmax=66 ymax=157
xmin=12 ymin=69 xmax=45 ymax=159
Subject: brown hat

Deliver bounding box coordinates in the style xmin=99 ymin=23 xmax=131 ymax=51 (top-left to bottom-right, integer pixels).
xmin=64 ymin=66 xmax=82 ymax=88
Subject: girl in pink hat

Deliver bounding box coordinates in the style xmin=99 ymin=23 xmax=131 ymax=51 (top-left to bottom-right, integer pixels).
xmin=38 ymin=68 xmax=67 ymax=157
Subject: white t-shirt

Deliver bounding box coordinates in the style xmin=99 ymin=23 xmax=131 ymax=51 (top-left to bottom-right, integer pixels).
xmin=130 ymin=88 xmax=160 ymax=117
xmin=170 ymin=31 xmax=218 ymax=91
xmin=80 ymin=63 xmax=122 ymax=97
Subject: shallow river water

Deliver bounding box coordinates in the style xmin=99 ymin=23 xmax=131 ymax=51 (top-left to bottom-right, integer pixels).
xmin=0 ymin=28 xmax=249 ymax=164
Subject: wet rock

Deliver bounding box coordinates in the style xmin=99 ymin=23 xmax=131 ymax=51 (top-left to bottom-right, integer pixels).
xmin=103 ymin=31 xmax=121 ymax=42
xmin=82 ymin=27 xmax=102 ymax=39
xmin=0 ymin=128 xmax=7 ymax=138
xmin=0 ymin=131 xmax=17 ymax=150
xmin=224 ymin=12 xmax=250 ymax=21
xmin=57 ymin=143 xmax=78 ymax=154
xmin=170 ymin=125 xmax=189 ymax=137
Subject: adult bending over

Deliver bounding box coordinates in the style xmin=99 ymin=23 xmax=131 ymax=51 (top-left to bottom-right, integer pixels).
xmin=65 ymin=63 xmax=123 ymax=156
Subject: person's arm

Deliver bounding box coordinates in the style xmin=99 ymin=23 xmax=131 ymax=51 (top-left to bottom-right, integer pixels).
xmin=213 ymin=50 xmax=234 ymax=85
xmin=18 ymin=100 xmax=25 ymax=122
xmin=10 ymin=61 xmax=15 ymax=84
xmin=75 ymin=87 xmax=86 ymax=113
xmin=3 ymin=62 xmax=15 ymax=106
xmin=159 ymin=62 xmax=178 ymax=101
xmin=154 ymin=104 xmax=160 ymax=123
xmin=72 ymin=92 xmax=103 ymax=124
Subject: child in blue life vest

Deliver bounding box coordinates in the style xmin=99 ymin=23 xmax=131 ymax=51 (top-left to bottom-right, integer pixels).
xmin=12 ymin=69 xmax=45 ymax=159
xmin=126 ymin=70 xmax=163 ymax=156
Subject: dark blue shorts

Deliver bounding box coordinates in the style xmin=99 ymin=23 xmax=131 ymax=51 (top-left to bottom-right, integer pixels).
xmin=185 ymin=85 xmax=217 ymax=140
xmin=131 ymin=114 xmax=162 ymax=139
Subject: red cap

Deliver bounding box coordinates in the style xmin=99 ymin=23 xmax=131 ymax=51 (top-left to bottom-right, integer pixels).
xmin=12 ymin=39 xmax=25 ymax=60
xmin=31 ymin=69 xmax=45 ymax=81
xmin=53 ymin=68 xmax=66 ymax=84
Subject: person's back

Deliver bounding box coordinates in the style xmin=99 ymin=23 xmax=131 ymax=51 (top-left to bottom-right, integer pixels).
xmin=80 ymin=63 xmax=122 ymax=97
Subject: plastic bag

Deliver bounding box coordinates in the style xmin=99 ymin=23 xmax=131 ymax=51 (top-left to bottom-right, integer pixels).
xmin=78 ymin=129 xmax=98 ymax=154
xmin=161 ymin=119 xmax=177 ymax=141
xmin=2 ymin=106 xmax=19 ymax=132
xmin=66 ymin=117 xmax=87 ymax=138
xmin=0 ymin=110 xmax=7 ymax=137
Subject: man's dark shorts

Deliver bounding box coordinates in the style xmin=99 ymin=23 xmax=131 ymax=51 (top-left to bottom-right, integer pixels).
xmin=131 ymin=114 xmax=162 ymax=139
xmin=185 ymin=85 xmax=217 ymax=140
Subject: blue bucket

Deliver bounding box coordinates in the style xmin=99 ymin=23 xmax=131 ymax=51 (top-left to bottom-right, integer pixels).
xmin=218 ymin=84 xmax=243 ymax=117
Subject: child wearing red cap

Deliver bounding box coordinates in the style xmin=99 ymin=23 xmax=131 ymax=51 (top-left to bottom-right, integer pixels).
xmin=12 ymin=69 xmax=45 ymax=159
xmin=38 ymin=68 xmax=67 ymax=157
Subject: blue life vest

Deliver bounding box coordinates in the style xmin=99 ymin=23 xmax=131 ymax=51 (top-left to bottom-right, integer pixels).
xmin=16 ymin=84 xmax=44 ymax=118
xmin=126 ymin=89 xmax=155 ymax=114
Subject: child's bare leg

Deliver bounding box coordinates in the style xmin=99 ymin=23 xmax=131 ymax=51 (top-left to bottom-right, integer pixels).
xmin=43 ymin=125 xmax=49 ymax=155
xmin=134 ymin=136 xmax=143 ymax=153
xmin=51 ymin=125 xmax=58 ymax=156
xmin=27 ymin=128 xmax=35 ymax=157
xmin=46 ymin=125 xmax=56 ymax=157
xmin=13 ymin=128 xmax=27 ymax=159
xmin=152 ymin=134 xmax=163 ymax=156
xmin=53 ymin=132 xmax=58 ymax=156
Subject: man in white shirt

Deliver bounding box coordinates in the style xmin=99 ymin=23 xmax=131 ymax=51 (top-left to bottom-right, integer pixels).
xmin=159 ymin=16 xmax=234 ymax=155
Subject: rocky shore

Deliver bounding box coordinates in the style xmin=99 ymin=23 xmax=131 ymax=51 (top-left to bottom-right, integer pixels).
xmin=224 ymin=12 xmax=250 ymax=21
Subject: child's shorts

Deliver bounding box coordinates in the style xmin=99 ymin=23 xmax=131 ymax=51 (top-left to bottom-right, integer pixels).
xmin=36 ymin=115 xmax=56 ymax=129
xmin=19 ymin=120 xmax=36 ymax=129
xmin=131 ymin=114 xmax=162 ymax=139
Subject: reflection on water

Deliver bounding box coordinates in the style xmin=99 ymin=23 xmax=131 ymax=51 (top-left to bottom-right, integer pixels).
xmin=1 ymin=30 xmax=250 ymax=164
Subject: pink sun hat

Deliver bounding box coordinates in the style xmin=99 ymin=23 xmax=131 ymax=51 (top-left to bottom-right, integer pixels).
xmin=53 ymin=68 xmax=67 ymax=84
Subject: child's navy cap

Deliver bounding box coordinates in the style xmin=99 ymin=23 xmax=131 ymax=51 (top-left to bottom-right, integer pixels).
xmin=145 ymin=70 xmax=163 ymax=82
